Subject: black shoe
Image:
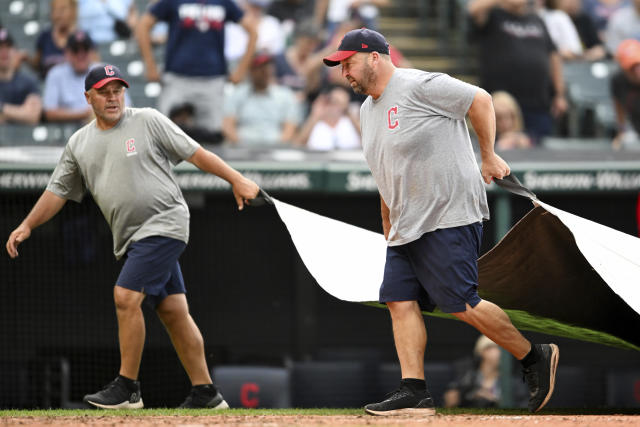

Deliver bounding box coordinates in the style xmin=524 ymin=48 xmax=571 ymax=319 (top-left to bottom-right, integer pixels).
xmin=179 ymin=385 xmax=229 ymax=409
xmin=523 ymin=343 xmax=559 ymax=412
xmin=83 ymin=377 xmax=143 ymax=409
xmin=364 ymin=383 xmax=435 ymax=416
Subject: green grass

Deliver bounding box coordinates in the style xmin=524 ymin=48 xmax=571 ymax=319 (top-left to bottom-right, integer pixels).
xmin=364 ymin=303 xmax=640 ymax=351
xmin=1 ymin=408 xmax=638 ymax=417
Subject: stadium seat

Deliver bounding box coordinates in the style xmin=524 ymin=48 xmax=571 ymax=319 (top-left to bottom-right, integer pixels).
xmin=564 ymin=61 xmax=618 ymax=137
xmin=606 ymin=369 xmax=640 ymax=408
xmin=291 ymin=361 xmax=372 ymax=408
xmin=0 ymin=123 xmax=78 ymax=146
xmin=212 ymin=366 xmax=291 ymax=408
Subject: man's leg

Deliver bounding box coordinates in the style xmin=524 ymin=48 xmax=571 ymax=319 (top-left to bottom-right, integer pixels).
xmin=451 ymin=300 xmax=530 ymax=359
xmin=387 ymin=300 xmax=426 ymax=379
xmin=156 ymin=293 xmax=211 ymax=385
xmin=113 ymin=285 xmax=147 ymax=379
xmin=452 ymin=299 xmax=559 ymax=412
xmin=156 ymin=293 xmax=228 ymax=409
xmin=82 ymin=285 xmax=145 ymax=409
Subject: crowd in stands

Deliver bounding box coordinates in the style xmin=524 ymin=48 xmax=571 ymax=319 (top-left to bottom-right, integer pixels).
xmin=1 ymin=0 xmax=640 ymax=150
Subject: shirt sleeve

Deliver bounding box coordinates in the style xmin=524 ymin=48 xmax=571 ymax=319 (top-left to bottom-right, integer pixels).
xmin=225 ymin=0 xmax=244 ymax=23
xmin=414 ymin=73 xmax=478 ymax=121
xmin=145 ymin=109 xmax=201 ymax=165
xmin=46 ymin=143 xmax=86 ymax=203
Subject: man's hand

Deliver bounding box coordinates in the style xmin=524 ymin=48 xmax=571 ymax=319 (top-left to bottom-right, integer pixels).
xmin=145 ymin=66 xmax=161 ymax=82
xmin=6 ymin=224 xmax=31 ymax=258
xmin=481 ymin=152 xmax=510 ymax=184
xmin=231 ymin=176 xmax=260 ymax=210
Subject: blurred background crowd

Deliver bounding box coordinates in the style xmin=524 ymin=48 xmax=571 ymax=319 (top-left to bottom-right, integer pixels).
xmin=2 ymin=0 xmax=640 ymax=152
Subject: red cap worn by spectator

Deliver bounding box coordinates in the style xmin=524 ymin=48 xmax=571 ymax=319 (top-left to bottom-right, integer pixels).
xmin=616 ymin=39 xmax=640 ymax=72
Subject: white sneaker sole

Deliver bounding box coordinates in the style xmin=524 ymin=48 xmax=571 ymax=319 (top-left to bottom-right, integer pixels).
xmin=535 ymin=343 xmax=560 ymax=413
xmin=365 ymin=407 xmax=436 ymax=416
xmin=212 ymin=399 xmax=229 ymax=409
xmin=86 ymin=398 xmax=144 ymax=409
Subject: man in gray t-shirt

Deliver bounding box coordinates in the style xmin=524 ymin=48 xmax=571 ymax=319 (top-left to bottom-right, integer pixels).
xmin=324 ymin=29 xmax=559 ymax=415
xmin=6 ymin=64 xmax=260 ymax=409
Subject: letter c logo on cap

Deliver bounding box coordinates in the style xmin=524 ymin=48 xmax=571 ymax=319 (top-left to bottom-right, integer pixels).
xmin=104 ymin=65 xmax=115 ymax=76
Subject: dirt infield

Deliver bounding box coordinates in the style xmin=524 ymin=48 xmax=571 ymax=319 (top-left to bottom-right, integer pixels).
xmin=2 ymin=414 xmax=639 ymax=426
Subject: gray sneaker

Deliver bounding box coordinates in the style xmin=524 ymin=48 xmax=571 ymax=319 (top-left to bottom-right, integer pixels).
xmin=83 ymin=377 xmax=143 ymax=409
xmin=364 ymin=384 xmax=435 ymax=416
xmin=523 ymin=343 xmax=560 ymax=412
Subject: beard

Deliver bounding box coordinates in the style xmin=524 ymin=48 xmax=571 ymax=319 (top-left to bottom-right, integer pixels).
xmin=350 ymin=63 xmax=375 ymax=95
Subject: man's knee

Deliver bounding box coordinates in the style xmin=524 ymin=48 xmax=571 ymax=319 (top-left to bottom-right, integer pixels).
xmin=113 ymin=285 xmax=144 ymax=312
xmin=387 ymin=300 xmax=419 ymax=318
xmin=156 ymin=294 xmax=189 ymax=324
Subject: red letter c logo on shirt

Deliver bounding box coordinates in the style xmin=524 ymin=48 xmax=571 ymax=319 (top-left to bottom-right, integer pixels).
xmin=104 ymin=65 xmax=115 ymax=76
xmin=388 ymin=106 xmax=399 ymax=130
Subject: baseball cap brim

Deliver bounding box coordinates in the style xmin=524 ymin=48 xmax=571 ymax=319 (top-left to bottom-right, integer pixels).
xmin=92 ymin=77 xmax=130 ymax=90
xmin=323 ymin=50 xmax=357 ymax=67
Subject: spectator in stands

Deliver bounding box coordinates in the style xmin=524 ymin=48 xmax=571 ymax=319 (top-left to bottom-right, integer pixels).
xmin=169 ymin=102 xmax=223 ymax=144
xmin=28 ymin=0 xmax=78 ymax=79
xmin=0 ymin=28 xmax=42 ymax=125
xmin=225 ymin=0 xmax=286 ymax=71
xmin=274 ymin=20 xmax=336 ymax=103
xmin=222 ymin=53 xmax=301 ymax=146
xmin=537 ymin=0 xmax=584 ymax=59
xmin=557 ymin=0 xmax=607 ymax=60
xmin=468 ymin=0 xmax=568 ymax=144
xmin=611 ymin=39 xmax=640 ymax=147
xmin=492 ymin=91 xmax=532 ymax=150
xmin=295 ymin=85 xmax=361 ymax=150
xmin=77 ymin=0 xmax=138 ymax=44
xmin=136 ymin=0 xmax=257 ymax=142
xmin=267 ymin=0 xmax=315 ymax=40
xmin=443 ymin=335 xmax=528 ymax=408
xmin=583 ymin=0 xmax=629 ymax=41
xmin=605 ymin=0 xmax=640 ymax=54
xmin=313 ymin=0 xmax=390 ymax=36
xmin=43 ymin=30 xmax=131 ymax=123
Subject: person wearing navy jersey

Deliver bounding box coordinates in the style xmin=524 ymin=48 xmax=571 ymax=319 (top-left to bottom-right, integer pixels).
xmin=136 ymin=0 xmax=258 ymax=141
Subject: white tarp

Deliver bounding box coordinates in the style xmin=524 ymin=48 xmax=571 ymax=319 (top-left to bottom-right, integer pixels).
xmin=272 ymin=197 xmax=640 ymax=316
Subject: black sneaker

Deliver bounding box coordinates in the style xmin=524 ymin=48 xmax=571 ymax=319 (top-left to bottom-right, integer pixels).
xmin=364 ymin=383 xmax=435 ymax=416
xmin=179 ymin=385 xmax=229 ymax=409
xmin=83 ymin=377 xmax=143 ymax=409
xmin=523 ymin=343 xmax=560 ymax=412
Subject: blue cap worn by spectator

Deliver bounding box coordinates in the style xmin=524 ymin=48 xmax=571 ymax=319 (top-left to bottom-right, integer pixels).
xmin=0 ymin=27 xmax=14 ymax=46
xmin=85 ymin=64 xmax=130 ymax=92
xmin=323 ymin=28 xmax=390 ymax=66
xmin=66 ymin=30 xmax=95 ymax=52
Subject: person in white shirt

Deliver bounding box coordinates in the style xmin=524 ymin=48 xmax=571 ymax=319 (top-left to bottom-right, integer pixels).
xmin=296 ymin=86 xmax=361 ymax=150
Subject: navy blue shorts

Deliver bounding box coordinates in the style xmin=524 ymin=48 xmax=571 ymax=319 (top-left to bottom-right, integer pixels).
xmin=117 ymin=236 xmax=187 ymax=308
xmin=379 ymin=223 xmax=483 ymax=313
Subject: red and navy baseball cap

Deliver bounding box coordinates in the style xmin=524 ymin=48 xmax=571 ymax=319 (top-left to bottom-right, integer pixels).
xmin=84 ymin=64 xmax=130 ymax=92
xmin=323 ymin=28 xmax=390 ymax=67
xmin=0 ymin=27 xmax=14 ymax=46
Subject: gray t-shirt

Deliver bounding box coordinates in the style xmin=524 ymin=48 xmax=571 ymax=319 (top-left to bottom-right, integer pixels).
xmin=47 ymin=107 xmax=200 ymax=259
xmin=360 ymin=68 xmax=489 ymax=246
